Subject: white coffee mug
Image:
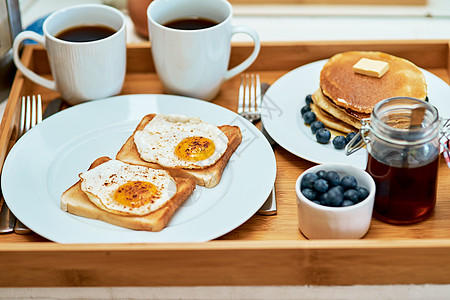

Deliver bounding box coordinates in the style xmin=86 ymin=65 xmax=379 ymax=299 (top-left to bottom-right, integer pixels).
xmin=13 ymin=4 xmax=126 ymax=105
xmin=147 ymin=0 xmax=260 ymax=101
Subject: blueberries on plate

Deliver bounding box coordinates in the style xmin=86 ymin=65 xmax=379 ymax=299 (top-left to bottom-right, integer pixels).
xmin=301 ymin=105 xmax=311 ymax=117
xmin=300 ymin=170 xmax=369 ymax=207
xmin=315 ymin=128 xmax=331 ymax=144
xmin=332 ymin=135 xmax=346 ymax=149
xmin=310 ymin=120 xmax=325 ymax=134
xmin=305 ymin=94 xmax=313 ymax=107
xmin=345 ymin=132 xmax=356 ymax=143
xmin=303 ymin=111 xmax=316 ymax=125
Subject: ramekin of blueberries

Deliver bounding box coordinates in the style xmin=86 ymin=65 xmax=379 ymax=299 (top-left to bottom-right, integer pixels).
xmin=295 ymin=164 xmax=376 ymax=239
xmin=301 ymin=94 xmax=358 ymax=149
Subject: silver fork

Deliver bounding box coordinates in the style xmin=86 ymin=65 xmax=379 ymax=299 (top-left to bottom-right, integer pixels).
xmin=14 ymin=95 xmax=42 ymax=234
xmin=0 ymin=95 xmax=42 ymax=233
xmin=238 ymin=74 xmax=277 ymax=215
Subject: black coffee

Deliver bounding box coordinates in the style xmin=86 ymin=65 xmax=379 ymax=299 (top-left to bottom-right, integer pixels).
xmin=163 ymin=17 xmax=218 ymax=30
xmin=55 ymin=25 xmax=116 ymax=42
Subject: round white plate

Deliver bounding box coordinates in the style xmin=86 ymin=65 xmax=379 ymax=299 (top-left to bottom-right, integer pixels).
xmin=1 ymin=94 xmax=276 ymax=243
xmin=261 ymin=59 xmax=450 ymax=169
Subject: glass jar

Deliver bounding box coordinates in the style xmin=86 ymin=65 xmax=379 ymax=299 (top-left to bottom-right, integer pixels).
xmin=347 ymin=97 xmax=441 ymax=224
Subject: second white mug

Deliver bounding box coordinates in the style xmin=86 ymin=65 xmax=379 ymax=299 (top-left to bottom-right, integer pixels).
xmin=147 ymin=0 xmax=260 ymax=101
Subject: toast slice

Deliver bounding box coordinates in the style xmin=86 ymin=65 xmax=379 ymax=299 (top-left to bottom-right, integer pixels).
xmin=116 ymin=114 xmax=242 ymax=188
xmin=61 ymin=156 xmax=196 ymax=232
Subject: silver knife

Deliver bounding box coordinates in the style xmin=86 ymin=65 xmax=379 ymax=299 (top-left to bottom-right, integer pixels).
xmin=13 ymin=98 xmax=63 ymax=235
xmin=257 ymin=83 xmax=277 ymax=216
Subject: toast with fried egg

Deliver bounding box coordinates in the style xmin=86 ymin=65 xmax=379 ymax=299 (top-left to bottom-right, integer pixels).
xmin=61 ymin=156 xmax=196 ymax=231
xmin=116 ymin=114 xmax=242 ymax=188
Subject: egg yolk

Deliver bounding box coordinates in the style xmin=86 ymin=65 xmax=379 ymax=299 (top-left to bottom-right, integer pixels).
xmin=175 ymin=136 xmax=216 ymax=162
xmin=113 ymin=181 xmax=160 ymax=207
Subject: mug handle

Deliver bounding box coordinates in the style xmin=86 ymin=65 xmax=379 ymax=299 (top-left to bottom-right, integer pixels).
xmin=13 ymin=31 xmax=57 ymax=91
xmin=224 ymin=25 xmax=261 ymax=81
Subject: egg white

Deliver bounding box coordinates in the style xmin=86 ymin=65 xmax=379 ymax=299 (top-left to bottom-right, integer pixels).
xmin=133 ymin=114 xmax=229 ymax=169
xmin=79 ymin=159 xmax=177 ymax=216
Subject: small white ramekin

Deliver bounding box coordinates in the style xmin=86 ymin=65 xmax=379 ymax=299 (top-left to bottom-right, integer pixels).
xmin=295 ymin=163 xmax=376 ymax=239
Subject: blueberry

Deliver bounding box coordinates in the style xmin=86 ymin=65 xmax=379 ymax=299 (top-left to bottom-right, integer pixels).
xmin=310 ymin=120 xmax=325 ymax=134
xmin=303 ymin=111 xmax=316 ymax=125
xmin=316 ymin=170 xmax=327 ymax=179
xmin=329 ymin=185 xmax=344 ymax=195
xmin=345 ymin=132 xmax=357 ymax=144
xmin=312 ymin=200 xmax=321 ymax=205
xmin=341 ymin=200 xmax=354 ymax=207
xmin=301 ymin=105 xmax=311 ymax=116
xmin=314 ymin=179 xmax=329 ymax=193
xmin=300 ymin=173 xmax=319 ymax=190
xmin=357 ymin=186 xmax=370 ymax=201
xmin=302 ymin=188 xmax=317 ymax=201
xmin=343 ymin=189 xmax=360 ymax=203
xmin=346 ymin=131 xmax=361 ymax=145
xmin=326 ymin=171 xmax=340 ymax=187
xmin=305 ymin=94 xmax=313 ymax=107
xmin=340 ymin=175 xmax=358 ymax=190
xmin=320 ymin=188 xmax=343 ymax=207
xmin=425 ymin=96 xmax=429 ymax=102
xmin=332 ymin=135 xmax=346 ymax=150
xmin=315 ymin=128 xmax=331 ymax=144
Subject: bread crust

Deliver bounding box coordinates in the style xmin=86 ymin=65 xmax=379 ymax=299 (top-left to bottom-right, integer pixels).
xmin=116 ymin=114 xmax=242 ymax=188
xmin=61 ymin=156 xmax=196 ymax=232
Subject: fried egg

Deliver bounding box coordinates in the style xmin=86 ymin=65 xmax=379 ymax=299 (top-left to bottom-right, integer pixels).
xmin=133 ymin=114 xmax=228 ymax=169
xmin=79 ymin=159 xmax=177 ymax=216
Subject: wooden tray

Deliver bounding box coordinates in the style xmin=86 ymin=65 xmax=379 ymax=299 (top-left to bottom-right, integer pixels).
xmin=0 ymin=40 xmax=449 ymax=287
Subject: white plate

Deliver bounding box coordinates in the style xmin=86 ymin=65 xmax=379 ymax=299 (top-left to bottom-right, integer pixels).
xmin=261 ymin=59 xmax=450 ymax=169
xmin=1 ymin=94 xmax=276 ymax=243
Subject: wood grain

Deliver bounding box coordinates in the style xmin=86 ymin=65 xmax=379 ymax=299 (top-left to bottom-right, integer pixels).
xmin=0 ymin=40 xmax=449 ymax=287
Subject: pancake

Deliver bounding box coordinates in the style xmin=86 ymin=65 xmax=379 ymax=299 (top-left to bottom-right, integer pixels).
xmin=312 ymin=89 xmax=363 ymax=130
xmin=310 ymin=102 xmax=356 ymax=134
xmin=320 ymin=51 xmax=427 ymax=114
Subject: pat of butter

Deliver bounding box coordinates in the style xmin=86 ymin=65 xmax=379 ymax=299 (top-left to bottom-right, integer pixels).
xmin=353 ymin=58 xmax=389 ymax=78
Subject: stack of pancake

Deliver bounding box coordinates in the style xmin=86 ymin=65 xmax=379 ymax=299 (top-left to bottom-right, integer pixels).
xmin=311 ymin=51 xmax=427 ymax=134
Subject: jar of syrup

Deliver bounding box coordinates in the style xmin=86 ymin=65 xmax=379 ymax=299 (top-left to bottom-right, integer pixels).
xmin=346 ymin=97 xmax=441 ymax=224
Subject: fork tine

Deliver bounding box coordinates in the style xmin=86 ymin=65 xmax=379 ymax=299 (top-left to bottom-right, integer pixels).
xmin=255 ymin=74 xmax=261 ymax=114
xmin=238 ymin=75 xmax=245 ymax=114
xmin=31 ymin=95 xmax=37 ymax=128
xmin=249 ymin=74 xmax=256 ymax=113
xmin=31 ymin=95 xmax=42 ymax=127
xmin=244 ymin=74 xmax=250 ymax=113
xmin=37 ymin=95 xmax=42 ymax=124
xmin=19 ymin=96 xmax=26 ymax=137
xmin=25 ymin=96 xmax=31 ymax=132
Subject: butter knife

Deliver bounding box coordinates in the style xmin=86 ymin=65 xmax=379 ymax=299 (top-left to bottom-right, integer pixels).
xmin=257 ymin=83 xmax=277 ymax=216
xmin=13 ymin=97 xmax=63 ymax=235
